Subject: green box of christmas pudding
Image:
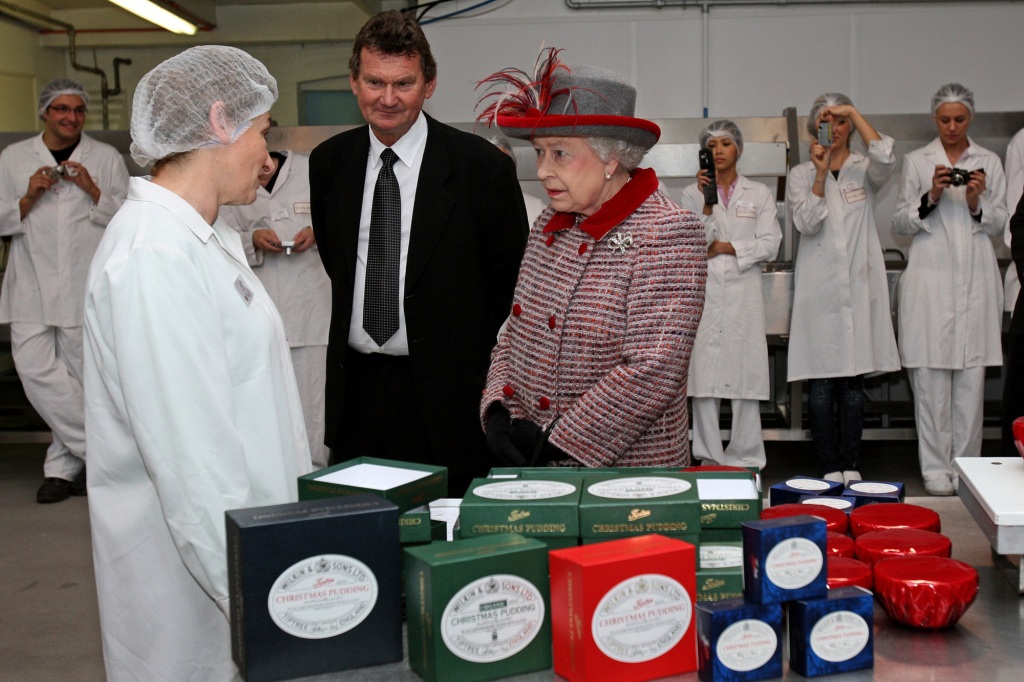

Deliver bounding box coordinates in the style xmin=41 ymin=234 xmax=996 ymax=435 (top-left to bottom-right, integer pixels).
xmin=693 ymin=472 xmax=762 ymax=529
xmin=405 ymin=534 xmax=552 ymax=682
xmin=696 ymin=531 xmax=744 ymax=603
xmin=459 ymin=478 xmax=581 ymax=539
xmin=298 ymin=457 xmax=446 ymax=513
xmin=399 ymin=506 xmax=448 ymax=545
xmin=578 ymin=473 xmax=700 ymax=540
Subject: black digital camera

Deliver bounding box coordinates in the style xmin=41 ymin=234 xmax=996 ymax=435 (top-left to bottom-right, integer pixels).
xmin=949 ymin=167 xmax=982 ymax=187
xmin=698 ymin=147 xmax=717 ymax=205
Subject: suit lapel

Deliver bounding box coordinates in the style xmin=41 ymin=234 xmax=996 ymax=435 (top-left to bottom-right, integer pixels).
xmin=338 ymin=130 xmax=370 ymax=285
xmin=406 ymin=115 xmax=455 ymax=292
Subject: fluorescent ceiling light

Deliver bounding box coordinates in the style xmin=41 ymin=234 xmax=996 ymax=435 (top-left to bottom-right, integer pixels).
xmin=107 ymin=0 xmax=199 ymax=35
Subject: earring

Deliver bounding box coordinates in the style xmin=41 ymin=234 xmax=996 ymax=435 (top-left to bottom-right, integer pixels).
xmin=604 ymin=171 xmax=612 ymax=181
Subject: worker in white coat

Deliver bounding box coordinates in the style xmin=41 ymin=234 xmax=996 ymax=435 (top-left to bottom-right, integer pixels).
xmin=0 ymin=78 xmax=129 ymax=503
xmin=84 ymin=47 xmax=312 ymax=681
xmin=893 ymin=83 xmax=1007 ymax=495
xmin=787 ymin=93 xmax=900 ymax=484
xmin=1002 ymin=127 xmax=1024 ymax=455
xmin=680 ymin=120 xmax=780 ymax=469
xmin=220 ymin=149 xmax=331 ymax=468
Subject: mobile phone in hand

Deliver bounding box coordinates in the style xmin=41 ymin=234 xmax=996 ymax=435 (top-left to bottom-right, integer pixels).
xmin=699 ymin=147 xmax=718 ymax=205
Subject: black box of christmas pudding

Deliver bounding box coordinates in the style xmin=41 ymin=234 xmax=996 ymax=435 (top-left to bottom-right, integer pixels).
xmin=226 ymin=495 xmax=402 ymax=682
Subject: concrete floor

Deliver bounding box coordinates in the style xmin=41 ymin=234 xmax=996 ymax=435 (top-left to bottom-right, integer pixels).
xmin=0 ymin=438 xmax=1004 ymax=681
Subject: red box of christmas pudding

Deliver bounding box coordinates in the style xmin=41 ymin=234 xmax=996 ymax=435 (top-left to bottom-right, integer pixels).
xmin=549 ymin=534 xmax=697 ymax=682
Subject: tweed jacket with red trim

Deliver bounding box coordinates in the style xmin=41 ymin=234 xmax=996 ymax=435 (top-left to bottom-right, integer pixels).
xmin=482 ymin=170 xmax=707 ymax=467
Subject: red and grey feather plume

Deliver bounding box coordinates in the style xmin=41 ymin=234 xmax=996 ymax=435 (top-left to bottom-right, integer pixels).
xmin=475 ymin=47 xmax=576 ymax=126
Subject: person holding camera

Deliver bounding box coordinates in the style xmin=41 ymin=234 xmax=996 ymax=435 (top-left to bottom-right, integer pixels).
xmin=787 ymin=93 xmax=900 ymax=485
xmin=679 ymin=120 xmax=780 ymax=469
xmin=220 ymin=149 xmax=332 ymax=469
xmin=894 ymin=83 xmax=1008 ymax=495
xmin=0 ymin=77 xmax=129 ymax=503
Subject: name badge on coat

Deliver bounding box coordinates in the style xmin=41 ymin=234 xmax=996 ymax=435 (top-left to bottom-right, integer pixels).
xmin=234 ymin=275 xmax=254 ymax=307
xmin=735 ymin=200 xmax=757 ymax=219
xmin=293 ymin=202 xmax=311 ymax=214
xmin=843 ymin=187 xmax=867 ymax=204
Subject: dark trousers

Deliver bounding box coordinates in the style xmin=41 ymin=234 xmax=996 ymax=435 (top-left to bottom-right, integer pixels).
xmin=1002 ymin=331 xmax=1024 ymax=456
xmin=808 ymin=376 xmax=865 ymax=475
xmin=334 ymin=349 xmax=433 ymax=463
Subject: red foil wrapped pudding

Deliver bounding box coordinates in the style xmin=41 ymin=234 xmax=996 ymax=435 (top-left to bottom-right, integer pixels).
xmin=826 ymin=557 xmax=873 ymax=590
xmin=762 ymin=503 xmax=848 ymax=534
xmin=855 ymin=529 xmax=951 ymax=568
xmin=849 ymin=503 xmax=941 ymax=538
xmin=827 ymin=531 xmax=856 ymax=558
xmin=873 ymin=556 xmax=979 ymax=629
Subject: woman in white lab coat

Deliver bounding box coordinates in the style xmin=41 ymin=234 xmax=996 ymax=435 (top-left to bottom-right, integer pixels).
xmin=893 ymin=83 xmax=1007 ymax=495
xmin=787 ymin=93 xmax=900 ymax=484
xmin=83 ymin=46 xmax=312 ymax=681
xmin=680 ymin=120 xmax=781 ymax=469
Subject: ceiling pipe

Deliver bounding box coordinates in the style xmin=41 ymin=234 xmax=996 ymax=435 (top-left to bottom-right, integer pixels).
xmin=0 ymin=0 xmax=136 ymax=130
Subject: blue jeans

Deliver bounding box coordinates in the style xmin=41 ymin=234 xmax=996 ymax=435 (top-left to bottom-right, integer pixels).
xmin=808 ymin=376 xmax=865 ymax=476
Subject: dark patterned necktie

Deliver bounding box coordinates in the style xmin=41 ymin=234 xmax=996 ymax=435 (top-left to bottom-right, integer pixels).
xmin=363 ymin=148 xmax=401 ymax=346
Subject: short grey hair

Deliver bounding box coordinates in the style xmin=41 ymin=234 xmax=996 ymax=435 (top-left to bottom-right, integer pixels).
xmin=586 ymin=136 xmax=648 ymax=172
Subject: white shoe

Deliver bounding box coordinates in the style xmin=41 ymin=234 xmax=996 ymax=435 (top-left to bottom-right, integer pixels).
xmin=923 ymin=476 xmax=954 ymax=496
xmin=842 ymin=470 xmax=862 ymax=484
xmin=822 ymin=471 xmax=844 ymax=483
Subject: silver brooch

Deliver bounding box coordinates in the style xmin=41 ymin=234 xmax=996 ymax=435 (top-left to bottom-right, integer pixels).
xmin=607 ymin=231 xmax=634 ymax=254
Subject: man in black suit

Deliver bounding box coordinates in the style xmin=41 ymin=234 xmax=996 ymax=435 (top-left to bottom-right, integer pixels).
xmin=1003 ymin=191 xmax=1024 ymax=455
xmin=310 ymin=10 xmax=528 ymax=494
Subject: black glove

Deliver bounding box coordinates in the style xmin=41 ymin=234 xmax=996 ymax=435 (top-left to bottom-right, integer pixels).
xmin=510 ymin=418 xmax=566 ymax=466
xmin=485 ymin=404 xmax=527 ymax=467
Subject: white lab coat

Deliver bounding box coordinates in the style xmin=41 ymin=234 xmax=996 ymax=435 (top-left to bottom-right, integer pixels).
xmin=220 ymin=151 xmax=331 ymax=467
xmin=787 ymin=136 xmax=900 ymax=382
xmin=680 ymin=175 xmax=781 ymax=399
xmin=893 ymin=137 xmax=1007 ymax=369
xmin=220 ymin=152 xmax=330 ymax=347
xmin=84 ymin=177 xmax=313 ymax=682
xmin=0 ymin=132 xmax=129 ymax=325
xmin=1002 ymin=129 xmax=1024 ymax=312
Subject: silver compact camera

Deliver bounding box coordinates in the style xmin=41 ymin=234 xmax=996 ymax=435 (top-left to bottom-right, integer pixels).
xmin=280 ymin=240 xmax=295 ymax=256
xmin=949 ymin=167 xmax=980 ymax=187
xmin=45 ymin=165 xmax=68 ymax=182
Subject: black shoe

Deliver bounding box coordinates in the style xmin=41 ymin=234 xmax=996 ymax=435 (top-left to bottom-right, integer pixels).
xmin=71 ymin=468 xmax=87 ymax=497
xmin=37 ymin=477 xmax=72 ymax=504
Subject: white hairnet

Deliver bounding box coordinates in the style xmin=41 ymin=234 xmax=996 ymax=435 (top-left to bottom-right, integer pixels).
xmin=931 ymin=83 xmax=975 ymax=116
xmin=130 ymin=45 xmax=278 ymax=167
xmin=38 ymin=78 xmax=89 ymax=117
xmin=699 ymin=119 xmax=744 ymax=156
xmin=806 ymin=92 xmax=854 ymax=138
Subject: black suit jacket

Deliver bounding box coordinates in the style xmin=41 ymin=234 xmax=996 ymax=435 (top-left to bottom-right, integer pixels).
xmin=309 ymin=114 xmax=528 ymax=479
xmin=1011 ymin=191 xmax=1024 ymax=335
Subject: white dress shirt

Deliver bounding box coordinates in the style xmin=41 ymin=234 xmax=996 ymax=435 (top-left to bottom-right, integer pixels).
xmin=348 ymin=112 xmax=428 ymax=355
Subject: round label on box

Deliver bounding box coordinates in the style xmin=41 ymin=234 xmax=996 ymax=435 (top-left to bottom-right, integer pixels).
xmin=588 ymin=477 xmax=692 ymax=500
xmin=267 ymin=554 xmax=378 ymax=640
xmin=700 ymin=545 xmax=743 ymax=569
xmin=591 ymin=574 xmax=692 ymax=663
xmin=848 ymin=482 xmax=898 ymax=494
xmin=802 ymin=498 xmax=852 ymax=510
xmin=810 ymin=610 xmax=870 ymax=662
xmin=785 ymin=478 xmax=831 ymax=491
xmin=765 ymin=538 xmax=823 ymax=589
xmin=717 ymin=619 xmax=778 ymax=672
xmin=441 ymin=574 xmax=545 ymax=662
xmin=472 ymin=480 xmax=576 ymax=500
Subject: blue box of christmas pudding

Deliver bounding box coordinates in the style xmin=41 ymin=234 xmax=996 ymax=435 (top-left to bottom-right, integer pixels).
xmin=404 ymin=534 xmax=551 ymax=682
xmin=789 ymin=586 xmax=874 ymax=677
xmin=842 ymin=480 xmax=905 ymax=505
xmin=696 ymin=598 xmax=783 ymax=682
xmin=226 ymin=495 xmax=401 ymax=682
xmin=768 ymin=477 xmax=843 ymax=507
xmin=741 ymin=516 xmax=827 ymax=605
xmin=798 ymin=495 xmax=858 ymax=515
xmin=459 ymin=478 xmax=580 ymax=539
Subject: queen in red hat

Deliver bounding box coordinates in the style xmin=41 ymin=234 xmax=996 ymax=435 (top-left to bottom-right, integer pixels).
xmin=477 ymin=48 xmax=708 ymax=468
